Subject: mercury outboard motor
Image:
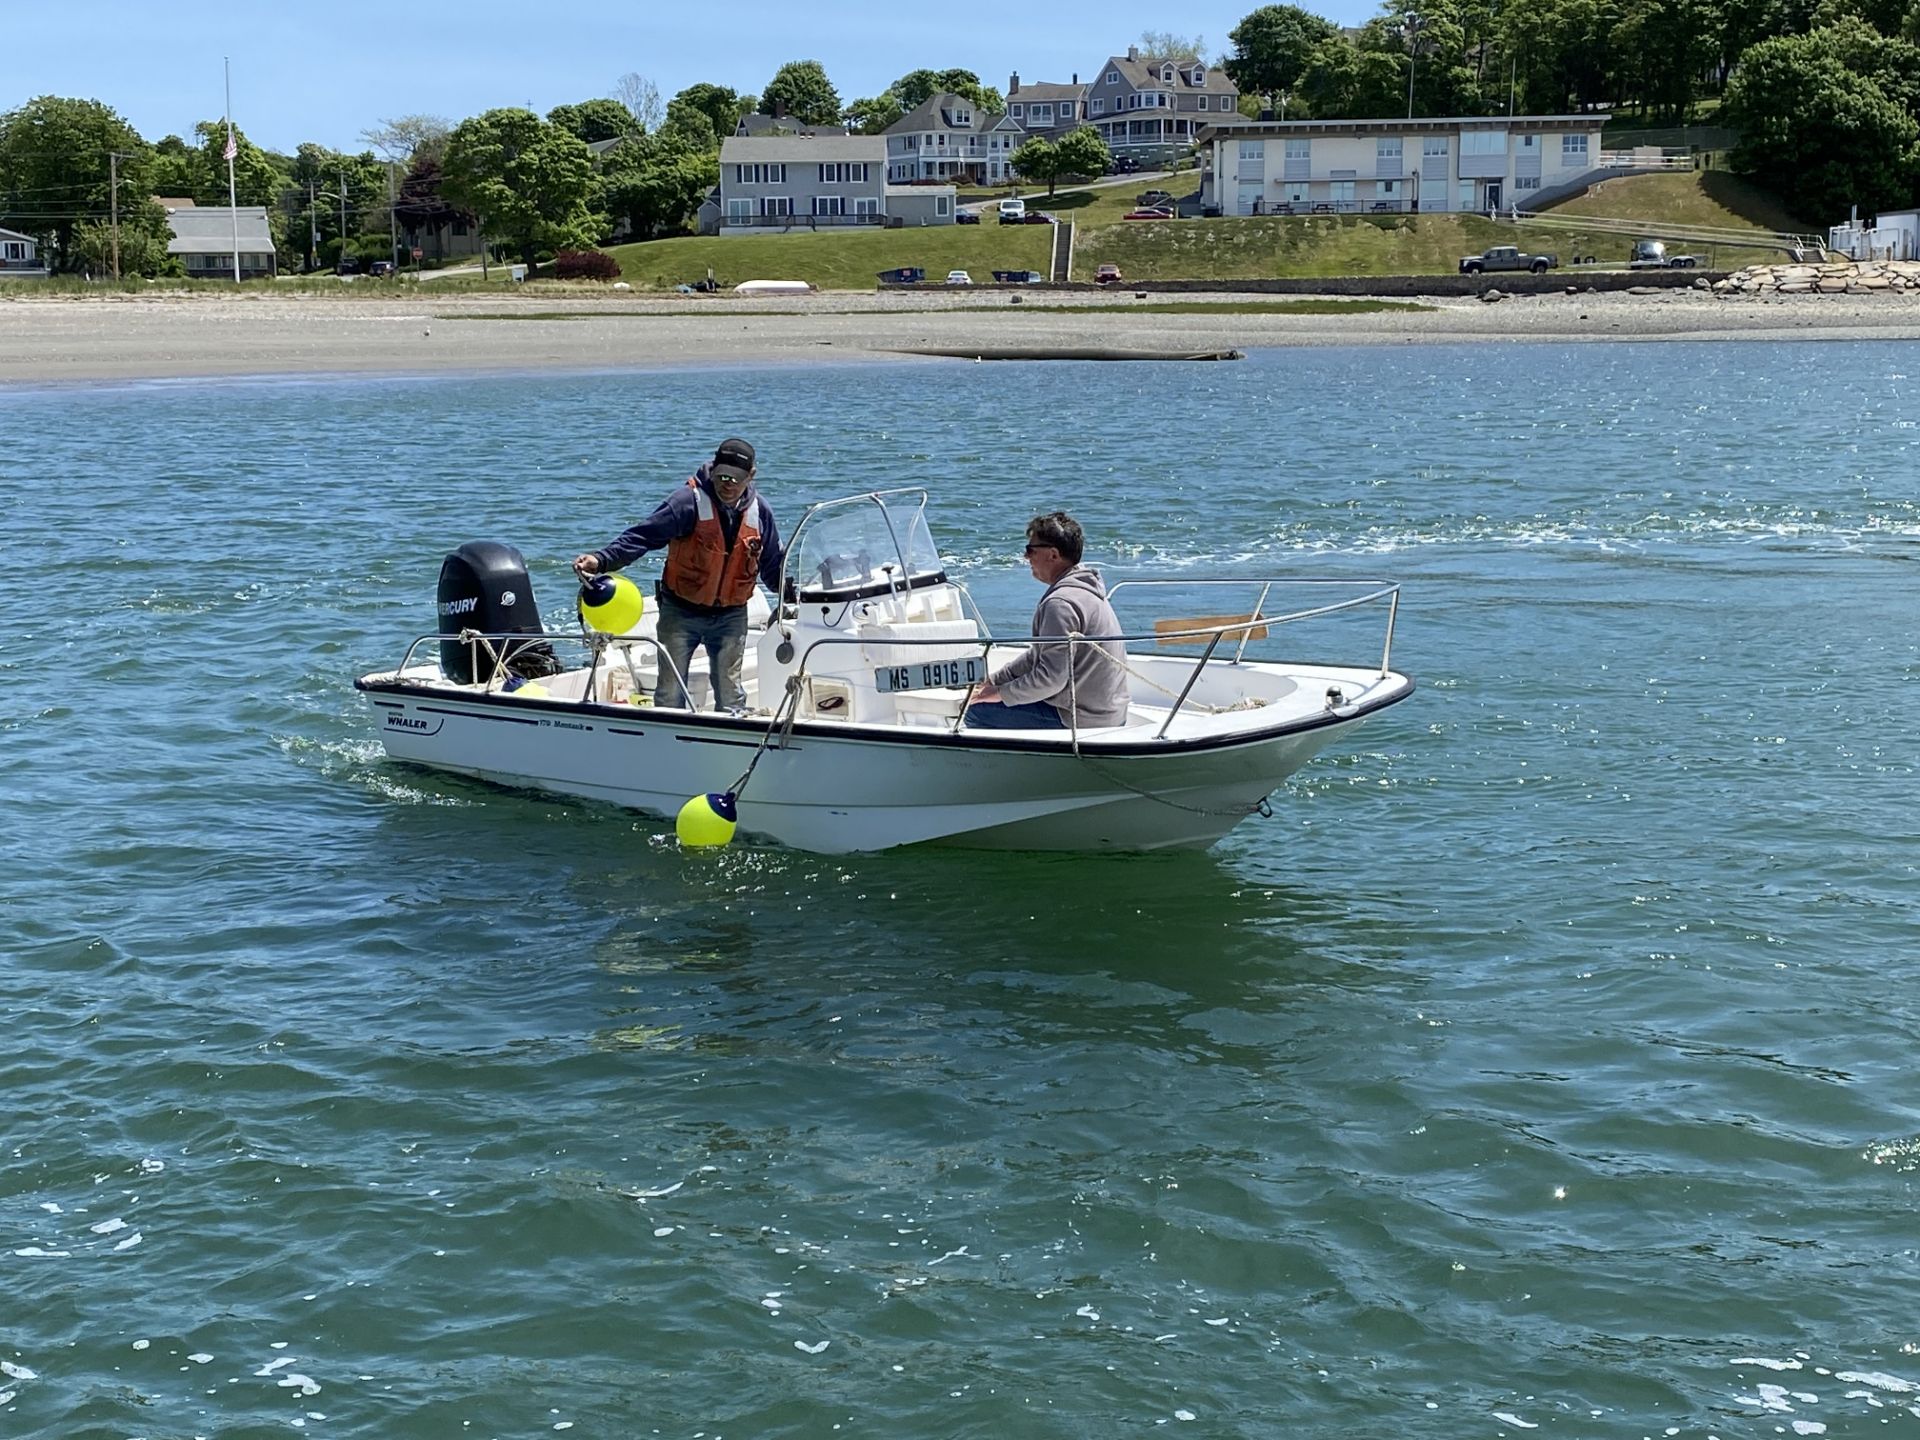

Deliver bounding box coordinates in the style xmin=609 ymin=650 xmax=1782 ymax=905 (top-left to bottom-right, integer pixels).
xmin=436 ymin=541 xmax=561 ymax=684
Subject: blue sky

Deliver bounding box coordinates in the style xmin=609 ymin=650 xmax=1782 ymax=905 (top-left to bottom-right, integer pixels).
xmin=3 ymin=0 xmax=1374 ymax=154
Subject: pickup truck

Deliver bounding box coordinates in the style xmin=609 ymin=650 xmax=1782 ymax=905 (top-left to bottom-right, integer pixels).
xmin=1629 ymin=239 xmax=1699 ymax=269
xmin=1459 ymin=245 xmax=1558 ymax=275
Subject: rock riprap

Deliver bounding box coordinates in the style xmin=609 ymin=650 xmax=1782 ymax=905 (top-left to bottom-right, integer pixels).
xmin=1713 ymin=260 xmax=1920 ymax=295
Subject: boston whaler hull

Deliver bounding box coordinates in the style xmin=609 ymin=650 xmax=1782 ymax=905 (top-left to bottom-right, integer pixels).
xmin=356 ymin=490 xmax=1412 ymax=853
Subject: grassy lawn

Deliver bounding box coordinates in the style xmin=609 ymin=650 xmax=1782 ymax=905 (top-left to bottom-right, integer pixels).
xmin=603 ymin=228 xmax=1050 ymax=291
xmin=1553 ymin=169 xmax=1810 ymax=236
xmin=1025 ymin=299 xmax=1434 ymax=314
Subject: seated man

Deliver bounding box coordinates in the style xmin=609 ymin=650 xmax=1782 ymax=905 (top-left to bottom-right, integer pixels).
xmin=965 ymin=512 xmax=1130 ymax=731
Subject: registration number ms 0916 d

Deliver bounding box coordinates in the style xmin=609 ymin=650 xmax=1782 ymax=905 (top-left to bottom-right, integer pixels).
xmin=874 ymin=656 xmax=989 ymax=693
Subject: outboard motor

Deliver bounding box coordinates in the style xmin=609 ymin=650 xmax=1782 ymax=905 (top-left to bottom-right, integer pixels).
xmin=436 ymin=541 xmax=560 ymax=684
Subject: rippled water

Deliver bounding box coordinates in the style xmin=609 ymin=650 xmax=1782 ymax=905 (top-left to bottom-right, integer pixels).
xmin=4 ymin=343 xmax=1918 ymax=1437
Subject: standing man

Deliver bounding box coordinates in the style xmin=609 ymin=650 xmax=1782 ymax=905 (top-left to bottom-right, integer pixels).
xmin=964 ymin=512 xmax=1130 ymax=731
xmin=574 ymin=438 xmax=784 ymax=711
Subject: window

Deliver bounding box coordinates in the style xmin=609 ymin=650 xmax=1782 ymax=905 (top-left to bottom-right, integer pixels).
xmin=762 ymin=196 xmax=792 ymax=217
xmin=1520 ymin=134 xmax=1537 ymax=149
xmin=727 ymin=198 xmax=752 ymax=220
xmin=1283 ymin=182 xmax=1309 ymax=203
xmin=1422 ymin=137 xmax=1449 ymax=158
xmin=2 ymin=242 xmax=21 ymax=260
xmin=954 ymin=110 xmax=971 ymax=125
xmin=1461 ymin=130 xmax=1506 ymax=156
xmin=1034 ymin=104 xmax=1052 ymax=121
xmin=1239 ymin=139 xmax=1264 ymax=160
xmin=936 ymin=195 xmax=951 ymax=215
xmin=1378 ymin=179 xmax=1399 ymax=196
xmin=1562 ymin=133 xmax=1589 ymax=161
xmin=1515 ymin=175 xmax=1541 ymax=190
xmin=854 ymin=196 xmax=880 ymax=214
xmin=1197 ymin=96 xmax=1209 ymax=110
xmin=735 ymin=163 xmax=787 ymax=184
xmin=1285 ymin=138 xmax=1309 ymax=160
xmin=819 ymin=162 xmax=869 ymax=183
xmin=1091 ymin=98 xmax=1104 ymax=115
xmin=814 ymin=195 xmax=845 ymax=216
xmin=1192 ymin=66 xmax=1206 ymax=84
xmin=1456 ymin=181 xmax=1474 ymax=209
xmin=1010 ymin=104 xmax=1023 ymax=118
xmin=1377 ymin=138 xmax=1402 ymax=163
xmin=1106 ymin=70 xmax=1119 ymax=85
xmin=1331 ymin=180 xmax=1355 ymax=203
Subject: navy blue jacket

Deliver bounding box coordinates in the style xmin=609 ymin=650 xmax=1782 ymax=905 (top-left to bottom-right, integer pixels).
xmin=591 ymin=466 xmax=785 ymax=614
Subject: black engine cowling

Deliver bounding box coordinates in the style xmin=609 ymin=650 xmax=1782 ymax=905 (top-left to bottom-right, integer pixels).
xmin=436 ymin=541 xmax=560 ymax=684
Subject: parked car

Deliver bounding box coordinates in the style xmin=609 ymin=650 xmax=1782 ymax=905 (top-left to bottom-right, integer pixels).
xmin=877 ymin=267 xmax=926 ymax=285
xmin=1136 ymin=189 xmax=1175 ymax=209
xmin=997 ymin=198 xmax=1027 ymax=224
xmin=1458 ymin=245 xmax=1558 ymax=275
xmin=945 ymin=270 xmax=974 ymax=285
xmin=1021 ymin=211 xmax=1058 ymax=224
xmin=955 ymin=209 xmax=980 ymax=224
xmin=1111 ymin=155 xmax=1141 ymax=174
xmin=367 ymin=259 xmax=395 ymax=277
xmin=991 ymin=269 xmax=1047 ymax=283
xmin=1094 ymin=263 xmax=1123 ymax=285
xmin=334 ymin=258 xmax=360 ymax=276
xmin=1629 ymin=238 xmax=1699 ymax=269
xmin=1122 ymin=207 xmax=1175 ymax=221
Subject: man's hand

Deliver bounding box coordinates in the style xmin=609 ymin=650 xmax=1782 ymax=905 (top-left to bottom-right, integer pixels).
xmin=573 ymin=554 xmax=601 ymax=578
xmin=971 ymin=682 xmax=1001 ymax=704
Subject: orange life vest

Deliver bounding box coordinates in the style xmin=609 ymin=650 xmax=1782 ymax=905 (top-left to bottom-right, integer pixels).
xmin=662 ymin=479 xmax=765 ymax=609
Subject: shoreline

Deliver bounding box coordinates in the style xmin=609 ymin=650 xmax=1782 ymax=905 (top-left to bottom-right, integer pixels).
xmin=4 ymin=288 xmax=1920 ymax=384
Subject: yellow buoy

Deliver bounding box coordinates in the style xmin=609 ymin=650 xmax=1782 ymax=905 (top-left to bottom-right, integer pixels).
xmin=579 ymin=574 xmax=645 ymax=634
xmin=676 ymin=792 xmax=738 ymax=848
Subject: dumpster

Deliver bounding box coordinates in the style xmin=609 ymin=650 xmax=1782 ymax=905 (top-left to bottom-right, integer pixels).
xmin=877 ymin=267 xmax=926 ymax=285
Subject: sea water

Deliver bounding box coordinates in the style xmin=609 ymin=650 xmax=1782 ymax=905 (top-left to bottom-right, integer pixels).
xmin=2 ymin=342 xmax=1917 ymax=1437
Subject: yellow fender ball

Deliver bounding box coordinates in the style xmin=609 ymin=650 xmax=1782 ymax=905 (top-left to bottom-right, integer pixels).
xmin=579 ymin=574 xmax=645 ymax=634
xmin=676 ymin=792 xmax=738 ymax=848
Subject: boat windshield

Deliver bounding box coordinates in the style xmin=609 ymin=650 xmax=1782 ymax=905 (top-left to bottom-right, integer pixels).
xmin=788 ymin=492 xmax=947 ymax=602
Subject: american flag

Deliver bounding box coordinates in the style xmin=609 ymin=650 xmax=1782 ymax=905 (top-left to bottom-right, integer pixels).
xmin=222 ymin=128 xmax=237 ymax=162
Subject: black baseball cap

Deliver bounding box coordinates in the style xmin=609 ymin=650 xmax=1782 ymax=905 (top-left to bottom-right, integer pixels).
xmin=712 ymin=438 xmax=755 ymax=481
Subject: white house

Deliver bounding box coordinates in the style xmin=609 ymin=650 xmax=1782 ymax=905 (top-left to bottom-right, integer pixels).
xmin=164 ymin=205 xmax=278 ymax=279
xmin=0 ymin=226 xmax=48 ymax=278
xmin=884 ymin=93 xmax=1024 ymax=185
xmin=1197 ymin=114 xmax=1610 ymax=216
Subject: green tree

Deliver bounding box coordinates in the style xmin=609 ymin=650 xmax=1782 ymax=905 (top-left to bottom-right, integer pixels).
xmin=595 ymin=132 xmax=717 ymax=240
xmin=666 ymin=83 xmax=749 ymax=148
xmin=1612 ymin=0 xmax=1719 ymax=120
xmin=190 ymin=120 xmax=284 ymax=207
xmin=759 ymin=60 xmax=842 ymax=125
xmin=843 ymin=95 xmax=904 ymax=134
xmin=1009 ymin=135 xmax=1062 ymax=193
xmin=361 ymin=114 xmax=451 ymax=165
xmin=149 ymin=135 xmax=197 ymax=196
xmin=1724 ymin=25 xmax=1920 ymax=219
xmin=889 ymin=67 xmax=1004 ymax=111
xmin=0 ymin=96 xmax=160 ymax=272
xmin=1137 ymin=29 xmax=1210 ymax=60
xmin=442 ymin=107 xmax=598 ymax=268
xmin=1225 ymin=5 xmax=1341 ymax=98
xmin=1053 ymin=126 xmax=1113 ymax=185
xmin=548 ymin=99 xmax=639 ymax=144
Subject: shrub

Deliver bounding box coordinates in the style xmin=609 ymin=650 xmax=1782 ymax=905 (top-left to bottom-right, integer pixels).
xmin=554 ymin=249 xmax=621 ymax=281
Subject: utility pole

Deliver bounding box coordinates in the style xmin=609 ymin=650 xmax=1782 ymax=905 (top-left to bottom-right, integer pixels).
xmin=308 ymin=178 xmax=319 ymax=271
xmin=338 ymin=166 xmax=349 ymax=265
xmin=108 ymin=151 xmax=123 ymax=280
xmin=387 ymin=161 xmax=398 ymax=268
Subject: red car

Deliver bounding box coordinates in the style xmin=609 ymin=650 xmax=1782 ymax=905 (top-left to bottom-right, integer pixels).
xmin=1122 ymin=206 xmax=1175 ymax=221
xmin=1094 ymin=263 xmax=1123 ymax=285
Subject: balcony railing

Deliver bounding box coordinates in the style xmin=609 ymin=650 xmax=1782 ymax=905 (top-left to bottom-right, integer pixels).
xmin=721 ymin=213 xmax=887 ymax=229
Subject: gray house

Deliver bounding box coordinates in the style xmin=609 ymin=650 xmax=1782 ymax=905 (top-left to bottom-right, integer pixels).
xmin=717 ymin=135 xmax=888 ymax=231
xmin=164 ymin=205 xmax=277 ymax=280
xmin=1086 ymin=49 xmax=1240 ymax=163
xmin=1005 ymin=74 xmax=1089 ymax=141
xmin=884 ymin=93 xmax=1024 ymax=185
xmin=0 ymin=226 xmax=48 ymax=278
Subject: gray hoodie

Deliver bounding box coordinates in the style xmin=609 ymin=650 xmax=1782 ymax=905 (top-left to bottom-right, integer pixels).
xmin=989 ymin=566 xmax=1131 ymax=728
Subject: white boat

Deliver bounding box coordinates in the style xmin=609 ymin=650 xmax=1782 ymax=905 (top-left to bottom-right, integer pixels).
xmin=732 ymin=279 xmax=814 ymax=295
xmin=355 ymin=490 xmax=1413 ymax=853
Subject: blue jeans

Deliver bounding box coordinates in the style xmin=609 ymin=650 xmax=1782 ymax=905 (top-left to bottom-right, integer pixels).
xmin=654 ymin=590 xmax=748 ymax=710
xmin=963 ymin=699 xmax=1066 ymax=730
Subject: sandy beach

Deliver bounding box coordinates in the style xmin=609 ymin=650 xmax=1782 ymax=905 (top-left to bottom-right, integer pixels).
xmin=3 ymin=285 xmax=1919 ymax=384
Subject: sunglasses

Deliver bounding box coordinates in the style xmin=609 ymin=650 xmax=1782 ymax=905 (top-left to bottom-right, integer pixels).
xmin=1023 ymin=543 xmax=1055 ymax=556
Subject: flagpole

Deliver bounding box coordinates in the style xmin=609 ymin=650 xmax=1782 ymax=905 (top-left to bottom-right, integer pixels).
xmin=225 ymin=57 xmax=240 ymax=283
